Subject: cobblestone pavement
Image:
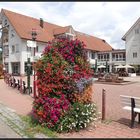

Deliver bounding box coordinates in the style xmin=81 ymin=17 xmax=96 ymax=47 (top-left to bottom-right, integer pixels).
xmin=0 ymin=117 xmax=21 ymax=138
xmin=0 ymin=103 xmax=27 ymax=138
xmin=1 ymin=77 xmax=140 ymax=138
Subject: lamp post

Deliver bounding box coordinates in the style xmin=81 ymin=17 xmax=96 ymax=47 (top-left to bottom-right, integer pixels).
xmin=31 ymin=28 xmax=37 ymax=98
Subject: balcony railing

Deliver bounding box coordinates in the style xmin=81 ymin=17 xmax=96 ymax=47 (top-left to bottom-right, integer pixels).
xmin=112 ymin=58 xmax=125 ymax=62
xmin=97 ymin=59 xmax=109 ymax=62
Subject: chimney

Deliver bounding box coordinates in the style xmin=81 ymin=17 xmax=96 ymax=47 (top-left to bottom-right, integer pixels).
xmin=102 ymin=39 xmax=106 ymax=43
xmin=40 ymin=18 xmax=43 ymax=28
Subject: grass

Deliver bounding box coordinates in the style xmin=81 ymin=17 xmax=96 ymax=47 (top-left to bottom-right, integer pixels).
xmin=20 ymin=115 xmax=57 ymax=138
xmin=102 ymin=119 xmax=112 ymax=124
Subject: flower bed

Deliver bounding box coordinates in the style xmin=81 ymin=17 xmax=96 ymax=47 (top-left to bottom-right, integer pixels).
xmin=32 ymin=38 xmax=98 ymax=133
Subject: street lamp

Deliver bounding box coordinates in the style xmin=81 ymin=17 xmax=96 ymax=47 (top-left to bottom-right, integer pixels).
xmin=31 ymin=28 xmax=37 ymax=98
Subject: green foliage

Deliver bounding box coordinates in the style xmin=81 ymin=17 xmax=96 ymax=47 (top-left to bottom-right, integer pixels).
xmin=55 ymin=102 xmax=98 ymax=133
xmin=21 ymin=115 xmax=57 ymax=138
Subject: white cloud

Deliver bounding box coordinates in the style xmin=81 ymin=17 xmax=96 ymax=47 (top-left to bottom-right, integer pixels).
xmin=0 ymin=2 xmax=140 ymax=49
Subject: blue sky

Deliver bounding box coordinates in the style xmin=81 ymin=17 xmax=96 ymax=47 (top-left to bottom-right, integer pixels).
xmin=1 ymin=2 xmax=140 ymax=49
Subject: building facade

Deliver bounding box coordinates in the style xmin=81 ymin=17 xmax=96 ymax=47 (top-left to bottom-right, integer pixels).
xmin=88 ymin=49 xmax=126 ymax=72
xmin=0 ymin=9 xmax=125 ymax=75
xmin=122 ymin=17 xmax=140 ymax=74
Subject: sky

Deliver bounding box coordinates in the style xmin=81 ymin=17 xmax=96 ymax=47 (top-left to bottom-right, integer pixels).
xmin=0 ymin=2 xmax=140 ymax=49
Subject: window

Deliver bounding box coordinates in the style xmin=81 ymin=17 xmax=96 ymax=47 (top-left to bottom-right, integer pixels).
xmin=98 ymin=54 xmax=100 ymax=60
xmin=11 ymin=30 xmax=15 ymax=38
xmin=133 ymin=52 xmax=137 ymax=58
xmin=66 ymin=34 xmax=73 ymax=40
xmin=27 ymin=46 xmax=31 ymax=52
xmin=107 ymin=54 xmax=109 ymax=60
xmin=91 ymin=52 xmax=95 ymax=59
xmin=135 ymin=29 xmax=139 ymax=34
xmin=12 ymin=62 xmax=20 ymax=75
xmin=123 ymin=53 xmax=126 ymax=60
xmin=4 ymin=46 xmax=9 ymax=56
xmin=11 ymin=45 xmax=15 ymax=53
xmin=16 ymin=44 xmax=19 ymax=53
xmin=101 ymin=55 xmax=103 ymax=60
xmin=4 ymin=19 xmax=7 ymax=26
xmin=36 ymin=46 xmax=39 ymax=52
xmin=116 ymin=54 xmax=118 ymax=60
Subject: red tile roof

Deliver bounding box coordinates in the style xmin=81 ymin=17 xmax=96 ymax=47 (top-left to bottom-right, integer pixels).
xmin=1 ymin=9 xmax=112 ymax=51
xmin=76 ymin=31 xmax=112 ymax=51
xmin=53 ymin=25 xmax=71 ymax=35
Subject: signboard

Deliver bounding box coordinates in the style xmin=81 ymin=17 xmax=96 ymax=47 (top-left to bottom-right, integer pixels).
xmin=27 ymin=40 xmax=36 ymax=48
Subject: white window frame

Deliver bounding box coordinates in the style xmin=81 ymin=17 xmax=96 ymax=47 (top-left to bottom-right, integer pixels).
xmin=15 ymin=44 xmax=19 ymax=53
xmin=133 ymin=52 xmax=137 ymax=58
xmin=11 ymin=45 xmax=15 ymax=53
xmin=135 ymin=29 xmax=139 ymax=34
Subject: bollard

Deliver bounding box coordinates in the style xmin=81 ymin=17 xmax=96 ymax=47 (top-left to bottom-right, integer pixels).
xmin=20 ymin=78 xmax=22 ymax=93
xmin=102 ymin=89 xmax=106 ymax=120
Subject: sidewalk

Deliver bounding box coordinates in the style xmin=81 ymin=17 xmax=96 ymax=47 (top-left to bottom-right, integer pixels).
xmin=0 ymin=79 xmax=33 ymax=116
xmin=0 ymin=79 xmax=49 ymax=138
xmin=0 ymin=118 xmax=21 ymax=138
xmin=0 ymin=102 xmax=27 ymax=138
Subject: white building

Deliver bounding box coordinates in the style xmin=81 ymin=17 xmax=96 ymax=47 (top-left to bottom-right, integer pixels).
xmin=0 ymin=9 xmax=125 ymax=75
xmin=122 ymin=18 xmax=140 ymax=74
xmin=96 ymin=49 xmax=126 ymax=72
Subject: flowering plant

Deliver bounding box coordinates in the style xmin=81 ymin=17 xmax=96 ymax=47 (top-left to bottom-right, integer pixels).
xmin=32 ymin=38 xmax=97 ymax=132
xmin=55 ymin=102 xmax=97 ymax=132
xmin=32 ymin=94 xmax=70 ymax=128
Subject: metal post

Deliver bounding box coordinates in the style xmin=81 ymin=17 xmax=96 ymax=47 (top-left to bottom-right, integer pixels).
xmin=33 ymin=47 xmax=36 ymax=98
xmin=27 ymin=57 xmax=31 ymax=94
xmin=102 ymin=89 xmax=106 ymax=120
